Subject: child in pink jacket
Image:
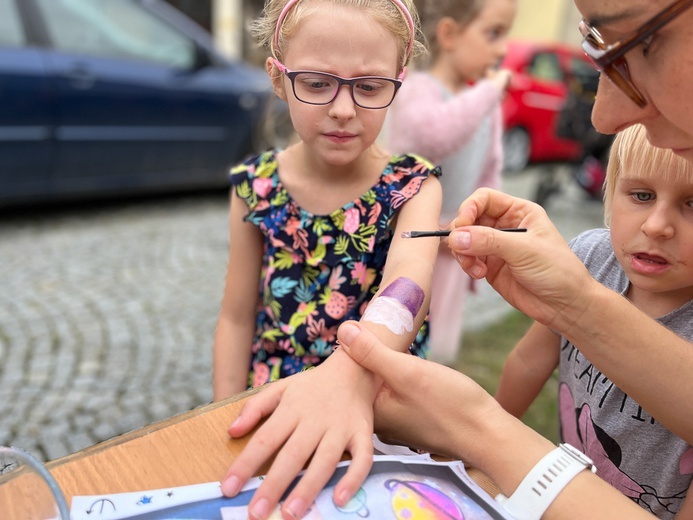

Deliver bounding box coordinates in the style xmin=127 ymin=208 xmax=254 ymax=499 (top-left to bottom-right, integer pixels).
xmin=386 ymin=0 xmax=517 ymax=363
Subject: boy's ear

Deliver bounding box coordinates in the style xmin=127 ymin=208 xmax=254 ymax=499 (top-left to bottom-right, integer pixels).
xmin=436 ymin=17 xmax=460 ymax=52
xmin=266 ymin=57 xmax=288 ymax=101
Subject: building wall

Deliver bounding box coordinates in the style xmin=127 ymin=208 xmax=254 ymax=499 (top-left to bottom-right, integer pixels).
xmin=166 ymin=0 xmax=585 ymax=59
xmin=510 ymin=0 xmax=583 ymax=45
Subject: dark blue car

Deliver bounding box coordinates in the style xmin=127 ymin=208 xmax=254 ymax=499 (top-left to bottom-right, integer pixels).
xmin=0 ymin=0 xmax=287 ymax=206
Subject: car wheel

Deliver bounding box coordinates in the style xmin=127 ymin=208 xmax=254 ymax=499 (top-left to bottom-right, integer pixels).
xmin=502 ymin=127 xmax=531 ymax=173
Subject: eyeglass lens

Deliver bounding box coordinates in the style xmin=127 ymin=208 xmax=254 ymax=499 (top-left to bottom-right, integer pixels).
xmin=291 ymin=72 xmax=397 ymax=109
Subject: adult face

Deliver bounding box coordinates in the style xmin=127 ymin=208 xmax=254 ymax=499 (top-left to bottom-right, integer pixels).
xmin=575 ymin=0 xmax=693 ymax=162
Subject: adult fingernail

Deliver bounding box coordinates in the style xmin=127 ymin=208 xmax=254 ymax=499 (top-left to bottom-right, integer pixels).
xmin=284 ymin=497 xmax=306 ymax=519
xmin=338 ymin=322 xmax=360 ymax=346
xmin=249 ymin=497 xmax=270 ymax=520
xmin=451 ymin=231 xmax=471 ymax=250
xmin=221 ymin=475 xmax=240 ymax=496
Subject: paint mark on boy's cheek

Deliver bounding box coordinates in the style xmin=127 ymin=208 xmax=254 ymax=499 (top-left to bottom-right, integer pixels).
xmin=362 ymin=277 xmax=424 ymax=335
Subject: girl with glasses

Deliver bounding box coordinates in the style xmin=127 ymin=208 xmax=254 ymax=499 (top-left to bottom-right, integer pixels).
xmin=214 ymin=0 xmax=441 ymax=517
xmin=385 ymin=0 xmax=516 ymax=366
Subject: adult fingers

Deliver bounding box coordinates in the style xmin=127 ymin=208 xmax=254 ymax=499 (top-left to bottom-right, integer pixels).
xmin=337 ymin=321 xmax=404 ymax=383
xmin=451 ymin=188 xmax=527 ymax=229
xmin=448 ymin=225 xmax=527 ymax=260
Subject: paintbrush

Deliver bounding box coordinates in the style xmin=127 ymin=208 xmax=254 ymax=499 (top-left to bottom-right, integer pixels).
xmin=401 ymin=228 xmax=527 ymax=238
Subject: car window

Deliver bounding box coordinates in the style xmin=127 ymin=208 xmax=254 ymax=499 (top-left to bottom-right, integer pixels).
xmin=34 ymin=0 xmax=197 ymax=68
xmin=0 ymin=0 xmax=25 ymax=47
xmin=527 ymin=52 xmax=563 ymax=83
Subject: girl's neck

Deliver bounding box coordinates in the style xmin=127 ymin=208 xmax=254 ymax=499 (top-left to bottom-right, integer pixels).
xmin=277 ymin=142 xmax=390 ymax=215
xmin=428 ymin=59 xmax=470 ymax=93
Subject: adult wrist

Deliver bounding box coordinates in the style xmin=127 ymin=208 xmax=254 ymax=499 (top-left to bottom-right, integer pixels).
xmin=557 ymin=278 xmax=611 ymax=345
xmin=473 ymin=414 xmax=556 ymax=493
xmin=495 ymin=444 xmax=596 ymax=520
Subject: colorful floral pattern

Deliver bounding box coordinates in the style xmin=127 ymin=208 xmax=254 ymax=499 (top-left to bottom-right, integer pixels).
xmin=231 ymin=150 xmax=440 ymax=388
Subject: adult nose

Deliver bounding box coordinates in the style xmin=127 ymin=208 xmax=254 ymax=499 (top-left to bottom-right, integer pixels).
xmin=328 ymin=85 xmax=357 ymax=121
xmin=591 ymin=73 xmax=657 ymax=135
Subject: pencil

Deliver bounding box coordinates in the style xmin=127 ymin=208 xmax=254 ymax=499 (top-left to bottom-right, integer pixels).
xmin=401 ymin=228 xmax=527 ymax=238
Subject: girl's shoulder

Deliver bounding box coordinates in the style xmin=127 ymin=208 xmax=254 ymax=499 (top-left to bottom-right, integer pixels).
xmin=378 ymin=154 xmax=441 ymax=210
xmin=229 ymin=149 xmax=282 ymax=212
xmin=386 ymin=153 xmax=441 ymax=178
xmin=229 ymin=149 xmax=279 ymax=185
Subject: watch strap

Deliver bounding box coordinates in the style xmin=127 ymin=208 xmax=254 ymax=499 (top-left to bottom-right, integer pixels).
xmin=495 ymin=443 xmax=596 ymax=520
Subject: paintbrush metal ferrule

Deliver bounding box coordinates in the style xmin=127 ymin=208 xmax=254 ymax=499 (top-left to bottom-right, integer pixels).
xmin=401 ymin=228 xmax=527 ymax=238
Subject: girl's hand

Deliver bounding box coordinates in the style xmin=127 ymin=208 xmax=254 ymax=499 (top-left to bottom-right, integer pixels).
xmin=221 ymin=351 xmax=376 ymax=520
xmin=447 ymin=188 xmax=595 ymax=331
xmin=486 ymin=67 xmax=512 ymax=92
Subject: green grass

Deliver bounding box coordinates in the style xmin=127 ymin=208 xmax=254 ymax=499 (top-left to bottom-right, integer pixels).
xmin=453 ymin=310 xmax=559 ymax=443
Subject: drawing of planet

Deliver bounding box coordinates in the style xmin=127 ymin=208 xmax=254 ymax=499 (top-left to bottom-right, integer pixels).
xmin=334 ymin=487 xmax=369 ymax=517
xmin=385 ymin=479 xmax=464 ymax=520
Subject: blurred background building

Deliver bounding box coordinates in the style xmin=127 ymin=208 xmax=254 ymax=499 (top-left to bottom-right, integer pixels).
xmin=166 ymin=0 xmax=585 ymax=62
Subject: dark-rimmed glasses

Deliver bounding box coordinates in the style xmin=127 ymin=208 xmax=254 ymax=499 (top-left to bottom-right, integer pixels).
xmin=579 ymin=0 xmax=693 ymax=108
xmin=272 ymin=59 xmax=403 ymax=110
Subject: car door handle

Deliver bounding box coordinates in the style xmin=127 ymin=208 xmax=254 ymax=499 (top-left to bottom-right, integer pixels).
xmin=64 ymin=65 xmax=97 ymax=90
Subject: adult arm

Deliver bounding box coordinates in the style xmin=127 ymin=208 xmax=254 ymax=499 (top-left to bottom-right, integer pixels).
xmin=446 ymin=188 xmax=693 ymax=444
xmin=221 ymin=175 xmax=442 ymax=520
xmin=212 ymin=191 xmax=264 ymax=401
xmin=337 ymin=321 xmax=653 ymax=520
xmin=495 ymin=321 xmax=560 ymax=418
xmin=389 ymin=74 xmax=506 ymax=163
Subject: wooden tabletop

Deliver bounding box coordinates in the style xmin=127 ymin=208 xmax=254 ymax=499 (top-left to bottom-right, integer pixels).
xmin=1 ymin=388 xmax=497 ymax=518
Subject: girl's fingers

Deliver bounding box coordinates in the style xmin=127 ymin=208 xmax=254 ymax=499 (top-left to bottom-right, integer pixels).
xmin=221 ymin=409 xmax=296 ymax=497
xmin=227 ymin=381 xmax=288 ymax=437
xmin=331 ymin=431 xmax=376 ymax=507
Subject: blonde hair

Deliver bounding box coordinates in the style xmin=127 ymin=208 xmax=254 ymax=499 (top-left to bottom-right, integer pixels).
xmin=418 ymin=0 xmax=485 ymax=57
xmin=604 ymin=124 xmax=693 ymax=226
xmin=250 ymin=0 xmax=425 ymax=74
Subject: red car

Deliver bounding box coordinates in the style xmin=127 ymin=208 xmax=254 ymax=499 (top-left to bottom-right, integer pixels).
xmin=500 ymin=40 xmax=599 ymax=172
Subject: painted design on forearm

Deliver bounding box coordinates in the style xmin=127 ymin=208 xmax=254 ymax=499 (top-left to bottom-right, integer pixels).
xmin=362 ymin=277 xmax=424 ymax=335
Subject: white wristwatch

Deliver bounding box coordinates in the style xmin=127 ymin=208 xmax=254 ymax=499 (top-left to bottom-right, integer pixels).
xmin=495 ymin=443 xmax=596 ymax=520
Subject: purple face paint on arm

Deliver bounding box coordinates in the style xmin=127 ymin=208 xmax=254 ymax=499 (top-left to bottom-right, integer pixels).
xmin=379 ymin=277 xmax=425 ymax=317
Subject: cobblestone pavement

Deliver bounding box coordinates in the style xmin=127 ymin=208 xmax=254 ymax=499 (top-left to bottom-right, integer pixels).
xmin=0 ymin=165 xmax=604 ymax=463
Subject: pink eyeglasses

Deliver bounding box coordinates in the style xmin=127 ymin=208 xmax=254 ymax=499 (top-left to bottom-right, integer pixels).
xmin=272 ymin=59 xmax=403 ymax=109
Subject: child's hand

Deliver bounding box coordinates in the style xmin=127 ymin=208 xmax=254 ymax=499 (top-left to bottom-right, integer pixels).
xmin=221 ymin=351 xmax=377 ymax=520
xmin=486 ymin=67 xmax=512 ymax=92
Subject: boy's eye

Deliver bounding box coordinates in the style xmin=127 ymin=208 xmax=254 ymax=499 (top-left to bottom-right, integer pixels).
xmin=631 ymin=191 xmax=654 ymax=202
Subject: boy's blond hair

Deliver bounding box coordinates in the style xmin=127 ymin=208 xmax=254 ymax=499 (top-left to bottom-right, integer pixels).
xmin=604 ymin=124 xmax=693 ymax=226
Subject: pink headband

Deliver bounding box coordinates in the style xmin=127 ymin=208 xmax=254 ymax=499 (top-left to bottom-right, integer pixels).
xmin=272 ymin=0 xmax=415 ymax=63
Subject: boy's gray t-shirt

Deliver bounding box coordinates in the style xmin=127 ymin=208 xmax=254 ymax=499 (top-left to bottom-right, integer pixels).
xmin=559 ymin=228 xmax=693 ymax=519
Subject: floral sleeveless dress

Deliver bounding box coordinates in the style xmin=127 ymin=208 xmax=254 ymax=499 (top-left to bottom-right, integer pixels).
xmin=230 ymin=150 xmax=440 ymax=388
